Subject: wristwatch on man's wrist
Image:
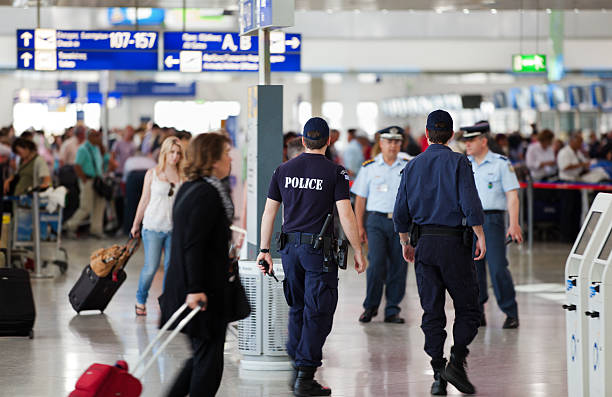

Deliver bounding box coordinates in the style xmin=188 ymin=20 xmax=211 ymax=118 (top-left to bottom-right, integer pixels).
xmin=260 ymin=248 xmax=270 ymax=253
xmin=400 ymin=239 xmax=411 ymax=246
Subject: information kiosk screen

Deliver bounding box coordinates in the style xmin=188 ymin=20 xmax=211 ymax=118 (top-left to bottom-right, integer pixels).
xmin=574 ymin=211 xmax=602 ymax=255
xmin=598 ymin=229 xmax=612 ymax=261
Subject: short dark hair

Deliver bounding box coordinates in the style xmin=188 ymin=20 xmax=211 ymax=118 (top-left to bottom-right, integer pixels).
xmin=537 ymin=129 xmax=554 ymax=144
xmin=176 ymin=130 xmax=192 ymax=140
xmin=303 ymin=131 xmax=327 ymax=150
xmin=12 ymin=137 xmax=37 ymax=154
xmin=427 ymin=129 xmax=453 ymax=144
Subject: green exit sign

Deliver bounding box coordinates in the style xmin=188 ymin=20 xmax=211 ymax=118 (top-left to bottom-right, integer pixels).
xmin=512 ymin=54 xmax=547 ymax=73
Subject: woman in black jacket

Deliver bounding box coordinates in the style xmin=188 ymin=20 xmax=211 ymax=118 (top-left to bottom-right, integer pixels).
xmin=159 ymin=132 xmax=233 ymax=397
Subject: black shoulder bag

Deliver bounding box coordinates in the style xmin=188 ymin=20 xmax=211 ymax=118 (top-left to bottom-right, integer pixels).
xmin=224 ymin=255 xmax=251 ymax=323
xmin=85 ymin=144 xmax=113 ymax=201
xmin=175 ymin=180 xmax=251 ymax=323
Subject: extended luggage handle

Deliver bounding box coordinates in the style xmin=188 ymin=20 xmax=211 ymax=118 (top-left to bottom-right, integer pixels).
xmin=109 ymin=237 xmax=141 ymax=281
xmin=131 ymin=301 xmax=205 ymax=379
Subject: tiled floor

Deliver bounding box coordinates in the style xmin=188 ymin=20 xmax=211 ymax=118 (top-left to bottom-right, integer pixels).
xmin=0 ymin=238 xmax=570 ymax=396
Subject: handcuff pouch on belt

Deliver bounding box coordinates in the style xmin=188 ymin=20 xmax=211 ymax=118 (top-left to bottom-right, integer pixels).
xmin=275 ymin=232 xmax=287 ymax=252
xmin=461 ymin=217 xmax=473 ymax=249
xmin=409 ymin=222 xmax=420 ymax=248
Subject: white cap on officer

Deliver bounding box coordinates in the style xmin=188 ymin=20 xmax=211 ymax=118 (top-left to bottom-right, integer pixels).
xmin=377 ymin=126 xmax=404 ymax=140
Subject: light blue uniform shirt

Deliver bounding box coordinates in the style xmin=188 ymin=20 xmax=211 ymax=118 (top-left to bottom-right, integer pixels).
xmin=351 ymin=153 xmax=407 ymax=213
xmin=468 ymin=151 xmax=520 ymax=211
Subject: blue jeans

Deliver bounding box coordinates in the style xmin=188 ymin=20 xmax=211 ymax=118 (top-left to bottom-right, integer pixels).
xmin=363 ymin=214 xmax=408 ymax=317
xmin=136 ymin=229 xmax=172 ymax=305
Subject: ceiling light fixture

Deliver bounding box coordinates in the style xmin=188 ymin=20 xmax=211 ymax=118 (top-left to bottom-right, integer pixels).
xmin=491 ymin=8 xmax=498 ymax=14
xmin=381 ymin=8 xmax=389 ymax=14
xmin=354 ymin=9 xmax=361 ymax=14
xmin=574 ymin=8 xmax=579 ymax=13
xmin=326 ymin=8 xmax=333 ymax=14
xmin=546 ymin=8 xmax=552 ymax=13
xmin=463 ymin=8 xmax=470 ymax=14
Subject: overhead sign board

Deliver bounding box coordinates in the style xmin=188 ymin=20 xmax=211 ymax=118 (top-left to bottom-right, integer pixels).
xmin=240 ymin=0 xmax=295 ymax=36
xmin=17 ymin=29 xmax=158 ymax=71
xmin=512 ymin=54 xmax=547 ymax=73
xmin=107 ymin=8 xmax=165 ymax=26
xmin=163 ymin=31 xmax=301 ymax=72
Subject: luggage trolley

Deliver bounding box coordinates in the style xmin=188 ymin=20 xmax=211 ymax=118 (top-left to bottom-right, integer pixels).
xmin=2 ymin=189 xmax=68 ymax=277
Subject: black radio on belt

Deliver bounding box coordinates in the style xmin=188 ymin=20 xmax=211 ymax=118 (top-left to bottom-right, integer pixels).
xmin=314 ymin=214 xmax=332 ymax=250
xmin=336 ymin=239 xmax=349 ymax=270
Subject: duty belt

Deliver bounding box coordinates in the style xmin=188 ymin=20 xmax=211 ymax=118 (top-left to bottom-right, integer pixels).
xmin=369 ymin=211 xmax=393 ymax=219
xmin=484 ymin=210 xmax=505 ymax=215
xmin=419 ymin=225 xmax=464 ymax=237
xmin=285 ymin=232 xmax=332 ymax=246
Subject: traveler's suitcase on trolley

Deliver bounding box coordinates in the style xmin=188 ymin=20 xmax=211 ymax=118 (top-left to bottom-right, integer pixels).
xmin=69 ymin=303 xmax=205 ymax=397
xmin=0 ymin=268 xmax=35 ymax=338
xmin=68 ymin=238 xmax=139 ymax=313
xmin=68 ymin=266 xmax=127 ymax=313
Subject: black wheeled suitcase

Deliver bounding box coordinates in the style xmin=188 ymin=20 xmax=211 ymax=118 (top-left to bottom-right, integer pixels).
xmin=68 ymin=266 xmax=127 ymax=314
xmin=0 ymin=268 xmax=35 ymax=338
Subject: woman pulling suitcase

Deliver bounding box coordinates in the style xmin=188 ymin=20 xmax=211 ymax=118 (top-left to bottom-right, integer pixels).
xmin=159 ymin=132 xmax=234 ymax=397
xmin=131 ymin=137 xmax=185 ymax=316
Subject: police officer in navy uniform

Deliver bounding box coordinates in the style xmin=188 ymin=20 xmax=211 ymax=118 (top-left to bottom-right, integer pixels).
xmin=257 ymin=117 xmax=366 ymax=397
xmin=393 ymin=110 xmax=486 ymax=395
xmin=462 ymin=121 xmax=522 ymax=329
xmin=352 ymin=126 xmax=408 ymax=324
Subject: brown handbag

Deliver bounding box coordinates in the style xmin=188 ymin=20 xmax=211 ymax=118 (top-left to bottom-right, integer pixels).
xmin=90 ymin=238 xmax=140 ymax=278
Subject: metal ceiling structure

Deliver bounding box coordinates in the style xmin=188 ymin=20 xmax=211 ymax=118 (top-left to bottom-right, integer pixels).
xmin=1 ymin=0 xmax=611 ymax=10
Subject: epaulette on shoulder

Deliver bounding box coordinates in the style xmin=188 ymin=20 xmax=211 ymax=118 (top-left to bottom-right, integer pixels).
xmin=497 ymin=154 xmax=509 ymax=161
xmin=362 ymin=159 xmax=375 ymax=167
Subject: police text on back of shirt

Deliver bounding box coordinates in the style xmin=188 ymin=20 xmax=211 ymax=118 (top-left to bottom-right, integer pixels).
xmin=285 ymin=177 xmax=324 ymax=191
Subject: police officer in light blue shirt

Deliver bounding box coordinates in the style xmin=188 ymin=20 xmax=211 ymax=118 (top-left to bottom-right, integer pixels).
xmin=352 ymin=126 xmax=408 ymax=324
xmin=462 ymin=120 xmax=523 ymax=330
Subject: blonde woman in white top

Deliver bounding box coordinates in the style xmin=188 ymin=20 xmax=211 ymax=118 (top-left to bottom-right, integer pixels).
xmin=132 ymin=136 xmax=185 ymax=316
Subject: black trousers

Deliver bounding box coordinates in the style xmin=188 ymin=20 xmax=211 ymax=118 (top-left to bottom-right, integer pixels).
xmin=414 ymin=235 xmax=480 ymax=360
xmin=166 ymin=329 xmax=227 ymax=397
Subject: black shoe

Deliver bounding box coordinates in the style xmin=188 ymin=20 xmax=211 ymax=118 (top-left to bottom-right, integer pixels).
xmin=430 ymin=358 xmax=447 ymax=395
xmin=384 ymin=314 xmax=405 ymax=324
xmin=441 ymin=346 xmax=476 ymax=395
xmin=479 ymin=312 xmax=486 ymax=327
xmin=359 ymin=308 xmax=378 ymax=323
xmin=294 ymin=367 xmax=332 ymax=397
xmin=503 ymin=317 xmax=519 ymax=329
xmin=289 ymin=361 xmax=298 ymax=391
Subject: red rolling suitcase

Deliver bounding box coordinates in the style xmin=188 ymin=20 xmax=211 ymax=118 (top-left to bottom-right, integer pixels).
xmin=69 ymin=302 xmax=204 ymax=397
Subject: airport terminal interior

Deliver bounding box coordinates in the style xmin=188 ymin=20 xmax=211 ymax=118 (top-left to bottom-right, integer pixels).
xmin=1 ymin=0 xmax=612 ymax=396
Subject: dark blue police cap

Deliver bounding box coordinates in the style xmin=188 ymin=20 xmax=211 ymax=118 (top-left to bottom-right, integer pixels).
xmin=460 ymin=120 xmax=490 ymax=139
xmin=377 ymin=126 xmax=404 ymax=140
xmin=302 ymin=117 xmax=329 ymax=140
xmin=426 ymin=110 xmax=453 ymax=132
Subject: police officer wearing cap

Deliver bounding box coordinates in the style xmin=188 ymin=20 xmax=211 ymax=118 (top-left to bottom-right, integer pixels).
xmin=461 ymin=121 xmax=522 ymax=330
xmin=393 ymin=110 xmax=485 ymax=395
xmin=257 ymin=117 xmax=366 ymax=397
xmin=352 ymin=126 xmax=408 ymax=324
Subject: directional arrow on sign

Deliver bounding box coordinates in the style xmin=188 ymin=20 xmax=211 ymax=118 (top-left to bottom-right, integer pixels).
xmin=164 ymin=55 xmax=180 ymax=68
xmin=285 ymin=36 xmax=300 ymax=50
xmin=20 ymin=52 xmax=33 ymax=68
xmin=20 ymin=31 xmax=33 ymax=47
